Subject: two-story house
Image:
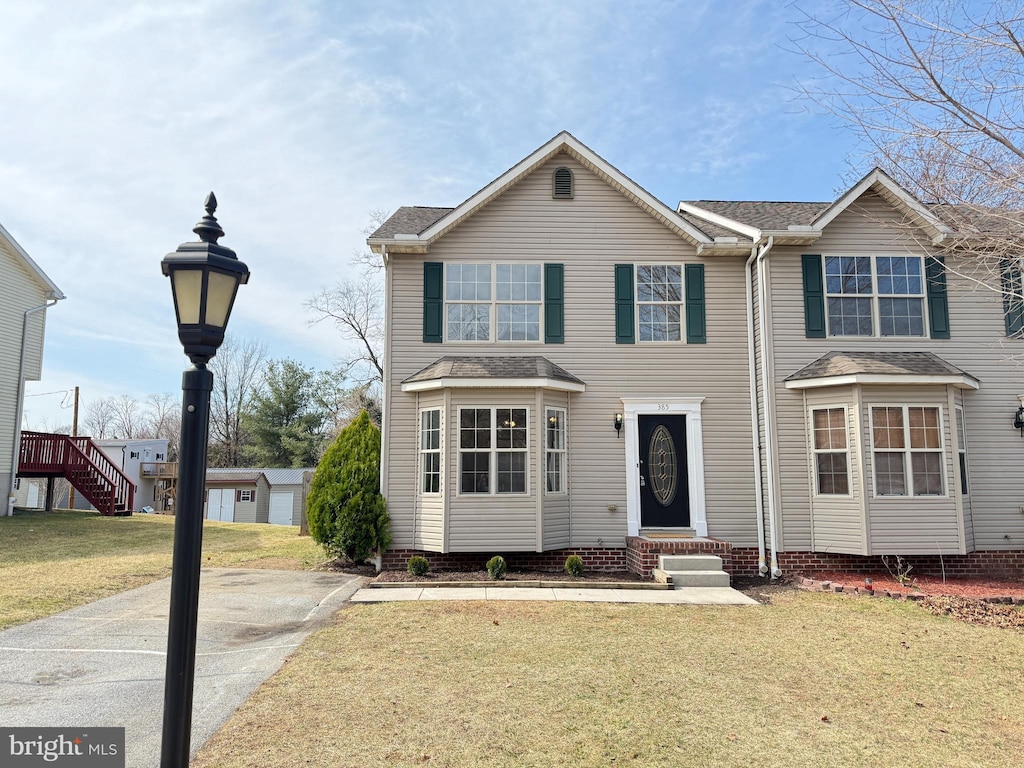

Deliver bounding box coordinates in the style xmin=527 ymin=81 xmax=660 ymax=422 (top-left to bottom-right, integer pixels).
xmin=368 ymin=132 xmax=1024 ymax=580
xmin=1 ymin=220 xmax=64 ymax=516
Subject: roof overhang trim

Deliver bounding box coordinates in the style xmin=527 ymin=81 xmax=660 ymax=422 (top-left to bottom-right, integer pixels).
xmin=785 ymin=373 xmax=980 ymax=391
xmin=402 ymin=377 xmax=586 ymax=393
xmin=0 ymin=221 xmax=65 ymax=299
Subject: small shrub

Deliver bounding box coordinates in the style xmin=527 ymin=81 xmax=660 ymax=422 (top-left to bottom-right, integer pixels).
xmin=564 ymin=554 xmax=584 ymax=578
xmin=486 ymin=555 xmax=507 ymax=580
xmin=407 ymin=556 xmax=429 ymax=577
xmin=881 ymin=554 xmax=915 ymax=586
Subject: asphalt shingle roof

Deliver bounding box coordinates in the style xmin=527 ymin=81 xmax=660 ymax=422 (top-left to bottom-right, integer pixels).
xmin=403 ymin=356 xmax=585 ymax=385
xmin=205 ymin=471 xmax=264 ymax=484
xmin=369 ymin=206 xmax=453 ymax=238
xmin=786 ymin=351 xmax=974 ymax=382
xmin=682 ymin=200 xmax=831 ymax=232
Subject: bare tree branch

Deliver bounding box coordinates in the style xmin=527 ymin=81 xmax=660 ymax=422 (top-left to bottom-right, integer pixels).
xmin=207 ymin=335 xmax=268 ymax=467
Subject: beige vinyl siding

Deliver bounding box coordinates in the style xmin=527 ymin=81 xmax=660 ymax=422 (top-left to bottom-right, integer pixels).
xmin=804 ymin=386 xmax=867 ymax=554
xmin=383 ymin=153 xmax=758 ymax=552
xmin=767 ymin=189 xmax=1024 ymax=553
xmin=542 ymin=391 xmax=570 ymax=550
xmin=0 ymin=240 xmax=50 ymax=503
xmin=447 ymin=390 xmax=537 ymax=552
xmin=224 ymin=477 xmax=271 ymax=524
xmin=415 ymin=392 xmax=445 ymax=551
xmin=860 ymin=387 xmax=961 ymax=554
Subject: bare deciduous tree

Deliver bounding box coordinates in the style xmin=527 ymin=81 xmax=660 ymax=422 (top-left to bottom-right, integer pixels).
xmin=82 ymin=397 xmax=116 ymax=439
xmin=793 ymin=0 xmax=1024 ymax=296
xmin=110 ymin=394 xmax=142 ymax=439
xmin=139 ymin=392 xmax=181 ymax=459
xmin=207 ymin=335 xmax=268 ymax=467
xmin=305 ymin=272 xmax=385 ymax=386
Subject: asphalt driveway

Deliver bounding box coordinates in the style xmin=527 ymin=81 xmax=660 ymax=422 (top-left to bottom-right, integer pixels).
xmin=0 ymin=568 xmax=363 ymax=767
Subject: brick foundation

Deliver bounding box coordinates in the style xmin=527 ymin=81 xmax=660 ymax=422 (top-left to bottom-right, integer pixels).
xmin=382 ymin=545 xmax=1024 ymax=580
xmin=776 ymin=550 xmax=1024 ymax=580
xmin=380 ymin=547 xmax=628 ymax=574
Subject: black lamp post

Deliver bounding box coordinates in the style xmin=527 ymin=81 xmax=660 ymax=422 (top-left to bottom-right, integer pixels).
xmin=159 ymin=193 xmax=249 ymax=768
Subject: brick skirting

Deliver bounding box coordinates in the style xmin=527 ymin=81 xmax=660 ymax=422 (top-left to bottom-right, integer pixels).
xmin=776 ymin=550 xmax=1024 ymax=580
xmin=381 ymin=546 xmax=1024 ymax=580
xmin=380 ymin=548 xmax=628 ymax=574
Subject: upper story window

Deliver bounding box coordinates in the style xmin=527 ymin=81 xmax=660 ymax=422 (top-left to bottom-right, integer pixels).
xmin=446 ymin=263 xmax=542 ymax=342
xmin=870 ymin=405 xmax=944 ymax=496
xmin=825 ymin=255 xmax=925 ymax=337
xmin=636 ymin=265 xmax=683 ymax=341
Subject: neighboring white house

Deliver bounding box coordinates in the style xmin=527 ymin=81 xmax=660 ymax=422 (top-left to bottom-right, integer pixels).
xmin=68 ymin=438 xmax=170 ymax=512
xmin=1 ymin=220 xmax=64 ymax=516
xmin=203 ymin=467 xmax=314 ymax=525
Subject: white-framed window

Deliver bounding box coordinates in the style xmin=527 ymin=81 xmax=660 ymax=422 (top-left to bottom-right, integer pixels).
xmin=13 ymin=478 xmax=20 ymax=490
xmin=445 ymin=263 xmax=542 ymax=341
xmin=238 ymin=489 xmax=254 ymax=503
xmin=955 ymin=406 xmax=969 ymax=496
xmin=130 ymin=451 xmax=140 ymax=459
xmin=870 ymin=405 xmax=945 ymax=496
xmin=811 ymin=407 xmax=850 ymax=495
xmin=419 ymin=409 xmax=442 ymax=494
xmin=545 ymin=408 xmax=567 ymax=494
xmin=825 ymin=255 xmax=926 ymax=337
xmin=636 ymin=264 xmax=683 ymax=341
xmin=458 ymin=407 xmax=528 ymax=494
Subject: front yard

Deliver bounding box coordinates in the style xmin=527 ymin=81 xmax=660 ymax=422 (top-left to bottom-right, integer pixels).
xmin=193 ymin=593 xmax=1024 ymax=768
xmin=0 ymin=509 xmax=326 ymax=630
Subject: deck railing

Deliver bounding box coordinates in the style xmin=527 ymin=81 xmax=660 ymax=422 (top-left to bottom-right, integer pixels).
xmin=19 ymin=432 xmax=135 ymax=515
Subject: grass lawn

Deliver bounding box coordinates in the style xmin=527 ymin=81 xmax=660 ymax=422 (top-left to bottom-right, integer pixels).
xmin=194 ymin=592 xmax=1024 ymax=768
xmin=0 ymin=508 xmax=327 ymax=630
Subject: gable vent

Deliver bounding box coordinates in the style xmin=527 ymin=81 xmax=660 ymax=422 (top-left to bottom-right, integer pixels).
xmin=552 ymin=167 xmax=574 ymax=199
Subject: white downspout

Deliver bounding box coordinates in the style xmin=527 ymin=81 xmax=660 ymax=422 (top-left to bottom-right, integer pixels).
xmin=755 ymin=237 xmax=782 ymax=577
xmin=8 ymin=299 xmax=58 ymax=516
xmin=745 ymin=246 xmax=768 ymax=576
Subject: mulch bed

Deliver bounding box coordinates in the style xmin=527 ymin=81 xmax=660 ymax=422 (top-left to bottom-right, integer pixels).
xmin=799 ymin=569 xmax=1024 ymax=600
xmin=372 ymin=569 xmax=645 ymax=584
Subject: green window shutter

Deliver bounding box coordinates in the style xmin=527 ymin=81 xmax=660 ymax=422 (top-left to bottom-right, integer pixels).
xmin=544 ymin=263 xmax=564 ymax=343
xmin=684 ymin=263 xmax=706 ymax=343
xmin=801 ymin=254 xmax=826 ymax=338
xmin=614 ymin=264 xmax=635 ymax=344
xmin=925 ymin=256 xmax=950 ymax=339
xmin=1002 ymin=259 xmax=1024 ymax=337
xmin=423 ymin=262 xmax=443 ymax=343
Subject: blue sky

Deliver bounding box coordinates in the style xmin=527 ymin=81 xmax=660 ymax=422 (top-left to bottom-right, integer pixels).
xmin=2 ymin=0 xmax=860 ymax=429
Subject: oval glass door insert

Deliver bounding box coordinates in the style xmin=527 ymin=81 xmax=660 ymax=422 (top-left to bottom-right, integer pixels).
xmin=648 ymin=424 xmax=678 ymax=507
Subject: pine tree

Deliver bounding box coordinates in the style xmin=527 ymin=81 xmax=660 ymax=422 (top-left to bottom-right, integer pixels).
xmin=306 ymin=410 xmax=391 ymax=567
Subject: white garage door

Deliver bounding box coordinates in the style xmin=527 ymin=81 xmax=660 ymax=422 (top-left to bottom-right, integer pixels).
xmin=269 ymin=492 xmax=294 ymax=526
xmin=207 ymin=489 xmax=235 ymax=522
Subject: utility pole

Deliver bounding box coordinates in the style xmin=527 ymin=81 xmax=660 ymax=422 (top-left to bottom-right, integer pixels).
xmin=68 ymin=386 xmax=79 ymax=509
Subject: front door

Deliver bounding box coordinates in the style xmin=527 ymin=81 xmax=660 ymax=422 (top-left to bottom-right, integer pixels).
xmin=638 ymin=414 xmax=690 ymax=528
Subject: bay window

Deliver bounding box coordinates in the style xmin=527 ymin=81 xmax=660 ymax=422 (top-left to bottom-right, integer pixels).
xmin=459 ymin=407 xmax=528 ymax=494
xmin=871 ymin=405 xmax=944 ymax=496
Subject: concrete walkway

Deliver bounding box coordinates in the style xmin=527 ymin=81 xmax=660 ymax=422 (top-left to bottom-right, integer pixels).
xmin=0 ymin=568 xmax=363 ymax=768
xmin=351 ymin=585 xmax=759 ymax=605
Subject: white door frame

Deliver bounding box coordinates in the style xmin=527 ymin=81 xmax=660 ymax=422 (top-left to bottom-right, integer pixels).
xmin=622 ymin=397 xmax=708 ymax=538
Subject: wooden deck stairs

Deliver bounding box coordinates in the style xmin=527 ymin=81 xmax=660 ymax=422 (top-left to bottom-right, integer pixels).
xmin=18 ymin=431 xmax=135 ymax=516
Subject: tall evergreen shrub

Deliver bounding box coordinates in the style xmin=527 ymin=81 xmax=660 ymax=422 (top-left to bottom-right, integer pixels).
xmin=306 ymin=410 xmax=391 ymax=565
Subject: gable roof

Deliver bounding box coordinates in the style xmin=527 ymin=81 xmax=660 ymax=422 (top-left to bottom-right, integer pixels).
xmin=402 ymin=355 xmax=586 ymax=393
xmin=784 ymin=351 xmax=979 ymax=390
xmin=0 ymin=221 xmax=65 ymax=300
xmin=369 ymin=131 xmax=713 ymax=253
xmin=205 ymin=470 xmax=266 ymax=485
xmin=679 ymin=167 xmax=953 ymax=246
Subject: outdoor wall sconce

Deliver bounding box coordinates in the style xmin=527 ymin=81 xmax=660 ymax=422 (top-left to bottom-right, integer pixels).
xmin=1014 ymin=405 xmax=1024 ymax=435
xmin=614 ymin=413 xmax=623 ymax=435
